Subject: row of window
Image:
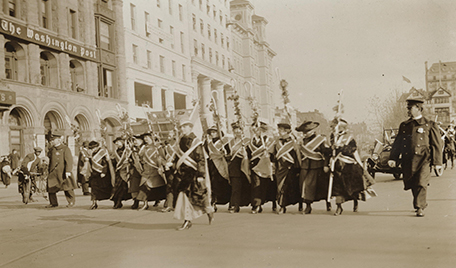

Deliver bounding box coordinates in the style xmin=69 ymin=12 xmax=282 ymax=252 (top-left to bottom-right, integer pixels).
xmin=4 ymin=40 xmax=116 ymax=98
xmin=134 ymin=82 xmax=187 ymax=111
xmin=193 ymin=40 xmax=231 ymax=70
xmin=192 ymin=14 xmax=230 ymax=50
xmin=192 ymin=0 xmax=230 ymax=12
xmin=131 ymin=44 xmax=187 ymax=81
xmin=6 ymin=0 xmax=83 ymax=40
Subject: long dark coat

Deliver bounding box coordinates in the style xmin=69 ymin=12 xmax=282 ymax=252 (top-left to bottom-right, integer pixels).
xmin=390 ymin=116 xmax=443 ymax=190
xmin=47 ymin=144 xmax=76 ymax=193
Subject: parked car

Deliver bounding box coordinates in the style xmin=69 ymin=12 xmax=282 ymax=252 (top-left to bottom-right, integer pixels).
xmin=364 ymin=129 xmax=402 ymax=179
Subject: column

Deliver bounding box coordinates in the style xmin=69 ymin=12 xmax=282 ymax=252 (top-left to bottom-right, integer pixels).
xmin=214 ymin=82 xmax=227 ymax=132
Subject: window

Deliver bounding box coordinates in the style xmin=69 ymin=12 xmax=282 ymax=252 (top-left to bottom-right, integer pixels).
xmin=132 ymin=44 xmax=138 ymax=64
xmin=8 ymin=0 xmax=16 ymax=17
xmin=227 ymin=37 xmax=230 ymax=50
xmin=435 ymin=97 xmax=449 ymax=104
xmin=220 ymin=12 xmax=223 ymax=25
xmin=147 ymin=50 xmax=152 ymax=69
xmin=180 ymin=32 xmax=185 ymax=53
xmin=98 ymin=20 xmax=112 ymax=51
xmin=209 ymin=47 xmax=212 ymax=63
xmin=135 ymin=82 xmax=152 ymax=107
xmin=160 ymin=55 xmax=165 ymax=73
xmin=207 ymin=24 xmax=211 ymax=40
xmin=168 ymin=0 xmax=172 ymax=14
xmin=194 ymin=39 xmax=198 ymax=56
xmin=130 ymin=4 xmax=136 ymax=30
xmin=161 ymin=89 xmax=167 ymax=111
xmin=199 ymin=0 xmax=202 ymax=10
xmin=40 ymin=51 xmax=57 ymax=87
xmin=159 ymin=38 xmax=164 ymax=44
xmin=158 ymin=19 xmax=162 ymax=28
xmin=215 ymin=51 xmax=219 ymax=66
xmin=170 ymin=26 xmax=174 ymax=48
xmin=69 ymin=10 xmax=77 ymax=39
xmin=200 ymin=19 xmax=204 ymax=35
xmin=435 ymin=107 xmax=450 ymax=122
xmin=145 ymin=12 xmax=150 ymax=37
xmin=214 ymin=29 xmax=217 ymax=44
xmin=213 ymin=6 xmax=216 ymax=18
xmin=201 ymin=43 xmax=205 ymax=59
xmin=174 ymin=92 xmax=186 ymax=109
xmin=157 ymin=0 xmax=161 ymax=8
xmin=225 ymin=15 xmax=228 ymax=28
xmin=99 ymin=67 xmax=115 ymax=98
xmin=221 ymin=33 xmax=224 ymax=48
xmin=178 ymin=5 xmax=183 ymax=21
xmin=40 ymin=0 xmax=50 ymax=29
xmin=5 ymin=42 xmax=17 ymax=80
xmin=206 ymin=2 xmax=210 ymax=15
xmin=222 ymin=54 xmax=225 ymax=68
xmin=182 ymin=64 xmax=186 ymax=81
xmin=172 ymin=60 xmax=176 ymax=77
xmin=70 ymin=60 xmax=85 ymax=92
xmin=192 ymin=14 xmax=196 ymax=31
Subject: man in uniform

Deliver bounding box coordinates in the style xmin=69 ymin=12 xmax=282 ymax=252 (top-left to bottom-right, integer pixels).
xmin=46 ymin=132 xmax=77 ymax=208
xmin=18 ymin=147 xmax=42 ymax=202
xmin=389 ymin=98 xmax=443 ymax=217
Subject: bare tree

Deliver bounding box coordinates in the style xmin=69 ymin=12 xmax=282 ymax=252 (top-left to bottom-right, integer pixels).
xmin=368 ymin=89 xmax=408 ymax=134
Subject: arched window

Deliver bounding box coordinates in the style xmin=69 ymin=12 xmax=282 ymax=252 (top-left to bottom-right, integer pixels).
xmin=5 ymin=41 xmax=26 ymax=81
xmin=70 ymin=60 xmax=85 ymax=92
xmin=40 ymin=51 xmax=57 ymax=88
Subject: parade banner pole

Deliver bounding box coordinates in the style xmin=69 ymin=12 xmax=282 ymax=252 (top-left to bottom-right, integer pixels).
xmin=327 ymin=89 xmax=343 ymax=202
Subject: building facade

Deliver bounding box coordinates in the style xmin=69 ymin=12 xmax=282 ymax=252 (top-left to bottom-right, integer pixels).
xmin=123 ymin=0 xmax=193 ymax=123
xmin=0 ymin=0 xmax=127 ymax=157
xmin=426 ymin=61 xmax=456 ymax=124
xmin=228 ymin=0 xmax=276 ymax=128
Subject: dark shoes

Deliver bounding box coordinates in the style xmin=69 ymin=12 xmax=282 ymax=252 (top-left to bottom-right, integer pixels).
xmin=66 ymin=202 xmax=75 ymax=208
xmin=45 ymin=204 xmax=58 ymax=208
xmin=138 ymin=203 xmax=149 ymax=211
xmin=90 ymin=203 xmax=98 ymax=210
xmin=153 ymin=201 xmax=160 ymax=207
xmin=304 ymin=205 xmax=312 ymax=214
xmin=326 ymin=202 xmax=332 ymax=212
xmin=334 ymin=205 xmax=343 ymax=216
xmin=229 ymin=206 xmax=240 ymax=213
xmin=113 ymin=202 xmax=123 ymax=209
xmin=83 ymin=192 xmax=91 ymax=196
xmin=277 ymin=207 xmax=287 ymax=215
xmin=416 ymin=208 xmax=424 ymax=217
xmin=131 ymin=200 xmax=139 ymax=209
xmin=177 ymin=220 xmax=192 ymax=231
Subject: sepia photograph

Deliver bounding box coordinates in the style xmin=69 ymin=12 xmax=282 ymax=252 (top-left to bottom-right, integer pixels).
xmin=0 ymin=0 xmax=455 ymax=267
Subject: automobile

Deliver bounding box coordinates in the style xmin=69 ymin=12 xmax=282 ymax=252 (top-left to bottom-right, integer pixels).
xmin=364 ymin=128 xmax=402 ymax=180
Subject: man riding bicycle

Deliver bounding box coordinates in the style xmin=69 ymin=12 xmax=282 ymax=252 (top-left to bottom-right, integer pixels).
xmin=18 ymin=147 xmax=42 ymax=203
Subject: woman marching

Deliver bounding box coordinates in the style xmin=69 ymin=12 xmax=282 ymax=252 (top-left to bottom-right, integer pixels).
xmin=173 ymin=116 xmax=214 ymax=230
xmin=136 ymin=133 xmax=167 ymax=210
xmin=88 ymin=140 xmax=115 ymax=209
xmin=111 ymin=136 xmax=132 ymax=209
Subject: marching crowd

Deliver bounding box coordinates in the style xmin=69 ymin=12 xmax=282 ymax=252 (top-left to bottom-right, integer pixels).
xmin=0 ymin=98 xmax=445 ymax=230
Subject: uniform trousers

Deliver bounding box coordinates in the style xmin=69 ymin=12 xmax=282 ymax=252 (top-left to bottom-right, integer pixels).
xmin=48 ymin=190 xmax=75 ymax=206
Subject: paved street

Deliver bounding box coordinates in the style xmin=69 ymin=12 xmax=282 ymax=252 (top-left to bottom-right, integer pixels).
xmin=0 ymin=170 xmax=455 ymax=268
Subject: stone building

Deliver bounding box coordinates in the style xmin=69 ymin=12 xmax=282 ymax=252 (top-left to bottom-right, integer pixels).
xmin=122 ymin=0 xmax=193 ymax=123
xmin=0 ymin=0 xmax=127 ymax=156
xmin=228 ymin=0 xmax=276 ymax=127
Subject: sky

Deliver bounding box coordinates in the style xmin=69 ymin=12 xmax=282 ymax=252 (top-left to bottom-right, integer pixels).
xmin=249 ymin=0 xmax=456 ymax=123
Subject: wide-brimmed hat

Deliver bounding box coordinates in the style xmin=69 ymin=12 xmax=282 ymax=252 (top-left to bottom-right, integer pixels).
xmin=88 ymin=141 xmax=100 ymax=149
xmin=34 ymin=147 xmax=43 ymax=152
xmin=206 ymin=125 xmax=218 ymax=134
xmin=296 ymin=121 xmax=320 ymax=133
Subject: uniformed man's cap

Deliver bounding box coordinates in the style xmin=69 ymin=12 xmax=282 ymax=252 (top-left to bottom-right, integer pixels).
xmin=34 ymin=147 xmax=42 ymax=152
xmin=82 ymin=141 xmax=90 ymax=147
xmin=88 ymin=141 xmax=99 ymax=149
xmin=206 ymin=125 xmax=218 ymax=134
xmin=296 ymin=121 xmax=320 ymax=133
xmin=49 ymin=131 xmax=64 ymax=140
xmin=406 ymin=98 xmax=425 ymax=105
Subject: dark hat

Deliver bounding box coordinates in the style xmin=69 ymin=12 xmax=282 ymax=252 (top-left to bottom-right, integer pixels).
xmin=34 ymin=147 xmax=43 ymax=152
xmin=82 ymin=141 xmax=90 ymax=147
xmin=49 ymin=130 xmax=64 ymax=140
xmin=406 ymin=98 xmax=424 ymax=105
xmin=88 ymin=141 xmax=100 ymax=149
xmin=206 ymin=125 xmax=218 ymax=134
xmin=231 ymin=122 xmax=241 ymax=130
xmin=277 ymin=123 xmax=291 ymax=130
xmin=296 ymin=121 xmax=320 ymax=133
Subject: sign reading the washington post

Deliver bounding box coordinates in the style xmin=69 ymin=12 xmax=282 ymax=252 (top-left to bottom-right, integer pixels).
xmin=0 ymin=18 xmax=97 ymax=61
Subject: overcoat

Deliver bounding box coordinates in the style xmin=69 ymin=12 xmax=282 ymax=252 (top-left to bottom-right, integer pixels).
xmin=390 ymin=116 xmax=443 ymax=190
xmin=47 ymin=144 xmax=76 ymax=193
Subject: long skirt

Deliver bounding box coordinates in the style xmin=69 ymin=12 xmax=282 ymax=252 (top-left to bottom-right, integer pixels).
xmin=90 ymin=172 xmax=113 ymax=201
xmin=300 ymin=168 xmax=329 ymax=202
xmin=111 ymin=176 xmax=131 ymax=203
xmin=208 ymin=160 xmax=231 ymax=205
xmin=251 ymin=173 xmax=276 ymax=207
xmin=136 ymin=184 xmax=166 ymax=202
xmin=276 ymin=167 xmax=301 ymax=207
xmin=332 ymin=162 xmax=365 ymax=203
xmin=230 ymin=175 xmax=251 ymax=207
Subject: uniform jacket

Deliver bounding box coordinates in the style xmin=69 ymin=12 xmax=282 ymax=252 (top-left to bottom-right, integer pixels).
xmin=20 ymin=153 xmax=41 ymax=175
xmin=47 ymin=144 xmax=76 ymax=193
xmin=390 ymin=116 xmax=443 ymax=189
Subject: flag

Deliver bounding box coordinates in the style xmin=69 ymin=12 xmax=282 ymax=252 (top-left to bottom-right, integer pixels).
xmin=402 ymin=76 xmax=411 ymax=83
xmin=174 ymin=101 xmax=203 ymax=139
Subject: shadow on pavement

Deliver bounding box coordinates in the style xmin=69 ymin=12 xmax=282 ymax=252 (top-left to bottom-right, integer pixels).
xmin=37 ymin=214 xmax=177 ymax=230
